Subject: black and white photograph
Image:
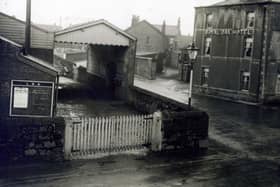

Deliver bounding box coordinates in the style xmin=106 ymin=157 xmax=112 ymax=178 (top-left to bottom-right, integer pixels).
xmin=1 ymin=0 xmax=280 ymax=186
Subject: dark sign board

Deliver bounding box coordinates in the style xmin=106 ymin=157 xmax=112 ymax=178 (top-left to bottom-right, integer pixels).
xmin=10 ymin=80 xmax=54 ymax=117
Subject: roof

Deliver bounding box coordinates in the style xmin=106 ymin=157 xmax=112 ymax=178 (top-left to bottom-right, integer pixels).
xmin=36 ymin=23 xmax=62 ymax=32
xmin=126 ymin=20 xmax=166 ymax=38
xmin=0 ymin=35 xmax=58 ymax=75
xmin=23 ymin=55 xmax=58 ymax=73
xmin=153 ymin=24 xmax=180 ymax=37
xmin=0 ymin=12 xmax=52 ymax=33
xmin=56 ymin=19 xmax=136 ymax=41
xmin=0 ymin=35 xmax=22 ymax=48
xmin=200 ymin=0 xmax=280 ymax=7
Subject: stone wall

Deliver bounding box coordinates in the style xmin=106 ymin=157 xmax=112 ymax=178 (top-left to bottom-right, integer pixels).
xmin=129 ymin=87 xmax=209 ymax=150
xmin=0 ymin=117 xmax=65 ymax=163
xmin=135 ymin=56 xmax=156 ymax=80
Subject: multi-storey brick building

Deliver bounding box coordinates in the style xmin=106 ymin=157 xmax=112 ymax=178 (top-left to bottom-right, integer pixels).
xmin=193 ymin=0 xmax=280 ymax=104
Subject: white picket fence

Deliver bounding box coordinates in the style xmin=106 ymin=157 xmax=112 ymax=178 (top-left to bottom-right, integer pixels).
xmin=64 ymin=112 xmax=162 ymax=160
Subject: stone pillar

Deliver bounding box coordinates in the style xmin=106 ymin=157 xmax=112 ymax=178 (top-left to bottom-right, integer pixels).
xmin=64 ymin=118 xmax=73 ymax=160
xmin=151 ymin=111 xmax=163 ymax=151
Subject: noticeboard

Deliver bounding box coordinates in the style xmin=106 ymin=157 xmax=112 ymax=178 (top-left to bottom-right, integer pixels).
xmin=10 ymin=80 xmax=55 ymax=117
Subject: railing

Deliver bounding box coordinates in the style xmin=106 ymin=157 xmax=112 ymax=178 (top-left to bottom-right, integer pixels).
xmin=64 ymin=112 xmax=162 ymax=160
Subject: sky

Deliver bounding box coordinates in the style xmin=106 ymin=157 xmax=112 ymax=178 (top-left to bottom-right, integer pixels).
xmin=0 ymin=0 xmax=220 ymax=35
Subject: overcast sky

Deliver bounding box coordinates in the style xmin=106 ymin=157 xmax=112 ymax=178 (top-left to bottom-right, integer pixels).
xmin=0 ymin=0 xmax=220 ymax=35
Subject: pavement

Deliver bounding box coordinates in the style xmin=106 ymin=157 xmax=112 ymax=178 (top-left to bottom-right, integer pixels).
xmin=2 ymin=68 xmax=280 ymax=186
xmin=134 ymin=68 xmax=190 ymax=105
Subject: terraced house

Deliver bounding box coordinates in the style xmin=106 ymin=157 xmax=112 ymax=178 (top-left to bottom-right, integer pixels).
xmin=193 ymin=0 xmax=280 ymax=104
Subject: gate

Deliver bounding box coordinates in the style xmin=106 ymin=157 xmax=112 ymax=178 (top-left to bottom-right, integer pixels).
xmin=64 ymin=112 xmax=162 ymax=160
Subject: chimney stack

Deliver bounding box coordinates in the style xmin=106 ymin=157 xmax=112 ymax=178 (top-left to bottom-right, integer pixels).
xmin=161 ymin=20 xmax=166 ymax=35
xmin=177 ymin=17 xmax=181 ymax=36
xmin=131 ymin=15 xmax=140 ymax=27
xmin=24 ymin=0 xmax=31 ymax=55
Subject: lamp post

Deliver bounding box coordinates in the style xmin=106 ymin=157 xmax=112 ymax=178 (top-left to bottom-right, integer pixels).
xmin=186 ymin=42 xmax=199 ymax=108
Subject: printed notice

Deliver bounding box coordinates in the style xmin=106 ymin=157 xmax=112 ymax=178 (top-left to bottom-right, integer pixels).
xmin=13 ymin=87 xmax=29 ymax=108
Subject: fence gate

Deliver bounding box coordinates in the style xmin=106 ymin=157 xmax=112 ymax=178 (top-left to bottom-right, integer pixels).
xmin=64 ymin=112 xmax=162 ymax=160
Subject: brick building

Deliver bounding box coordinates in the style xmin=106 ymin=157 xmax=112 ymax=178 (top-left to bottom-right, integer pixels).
xmin=193 ymin=0 xmax=280 ymax=104
xmin=126 ymin=18 xmax=168 ymax=54
xmin=0 ymin=36 xmax=58 ymax=118
xmin=126 ymin=16 xmax=191 ymax=68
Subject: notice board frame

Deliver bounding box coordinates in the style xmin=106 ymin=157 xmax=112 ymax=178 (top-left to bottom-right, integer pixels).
xmin=9 ymin=80 xmax=55 ymax=118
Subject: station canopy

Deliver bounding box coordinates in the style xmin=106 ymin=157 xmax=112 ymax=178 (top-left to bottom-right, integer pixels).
xmin=55 ymin=19 xmax=136 ymax=47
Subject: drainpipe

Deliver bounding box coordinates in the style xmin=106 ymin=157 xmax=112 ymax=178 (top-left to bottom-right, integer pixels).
xmin=257 ymin=6 xmax=267 ymax=103
xmin=24 ymin=0 xmax=31 ymax=55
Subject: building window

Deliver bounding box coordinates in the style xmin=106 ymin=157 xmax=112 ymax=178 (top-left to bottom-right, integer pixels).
xmin=169 ymin=38 xmax=174 ymax=45
xmin=201 ymin=67 xmax=209 ymax=86
xmin=276 ymin=74 xmax=280 ymax=94
xmin=240 ymin=71 xmax=250 ymax=91
xmin=244 ymin=37 xmax=253 ymax=58
xmin=204 ymin=37 xmax=212 ymax=55
xmin=246 ymin=12 xmax=255 ymax=28
xmin=146 ymin=36 xmax=150 ymax=44
xmin=206 ymin=13 xmax=213 ymax=28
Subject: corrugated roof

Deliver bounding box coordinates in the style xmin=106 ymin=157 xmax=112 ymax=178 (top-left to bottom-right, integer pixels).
xmin=0 ymin=12 xmax=52 ymax=33
xmin=209 ymin=0 xmax=280 ymax=6
xmin=153 ymin=24 xmax=180 ymax=37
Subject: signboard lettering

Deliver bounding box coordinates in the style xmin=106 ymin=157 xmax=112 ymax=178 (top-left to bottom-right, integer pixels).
xmin=205 ymin=28 xmax=254 ymax=35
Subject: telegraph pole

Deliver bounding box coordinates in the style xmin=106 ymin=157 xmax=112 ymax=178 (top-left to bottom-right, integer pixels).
xmin=24 ymin=0 xmax=31 ymax=55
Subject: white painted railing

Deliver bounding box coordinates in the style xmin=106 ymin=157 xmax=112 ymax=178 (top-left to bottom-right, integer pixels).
xmin=64 ymin=112 xmax=162 ymax=160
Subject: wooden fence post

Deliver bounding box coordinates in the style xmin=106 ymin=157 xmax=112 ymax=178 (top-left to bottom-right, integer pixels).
xmin=64 ymin=118 xmax=73 ymax=160
xmin=151 ymin=111 xmax=162 ymax=151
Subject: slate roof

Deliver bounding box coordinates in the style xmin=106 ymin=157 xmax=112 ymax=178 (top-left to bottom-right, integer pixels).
xmin=153 ymin=24 xmax=180 ymax=37
xmin=126 ymin=20 xmax=166 ymax=37
xmin=208 ymin=0 xmax=280 ymax=7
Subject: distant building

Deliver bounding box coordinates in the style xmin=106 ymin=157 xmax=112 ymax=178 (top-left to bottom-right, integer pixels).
xmin=0 ymin=12 xmax=55 ymax=63
xmin=126 ymin=16 xmax=191 ymax=68
xmin=126 ymin=18 xmax=168 ymax=54
xmin=193 ymin=0 xmax=280 ymax=104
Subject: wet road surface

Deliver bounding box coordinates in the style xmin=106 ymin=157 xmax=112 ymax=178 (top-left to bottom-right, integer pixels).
xmin=1 ymin=95 xmax=280 ymax=186
xmin=2 ymin=67 xmax=280 ymax=187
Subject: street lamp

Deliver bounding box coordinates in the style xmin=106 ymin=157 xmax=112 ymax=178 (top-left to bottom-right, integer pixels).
xmin=186 ymin=42 xmax=199 ymax=108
